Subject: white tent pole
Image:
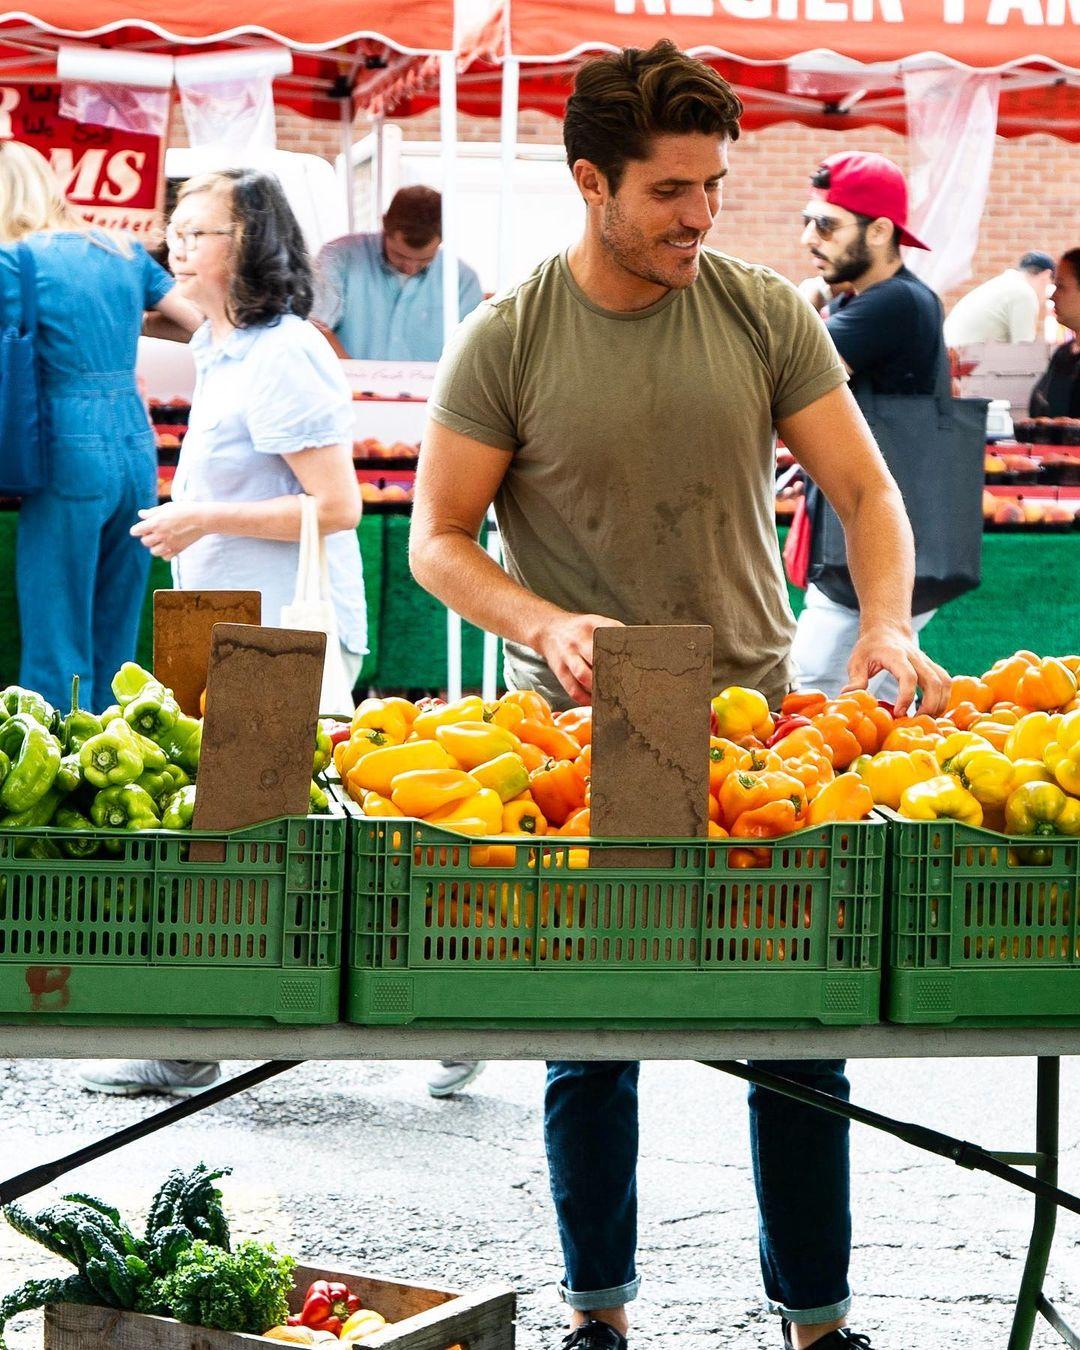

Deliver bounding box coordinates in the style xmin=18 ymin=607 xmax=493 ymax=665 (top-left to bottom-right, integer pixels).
xmin=496 ymin=56 xmax=519 ymax=290
xmin=372 ymin=112 xmax=385 ymax=228
xmin=340 ymin=95 xmax=356 ymax=234
xmin=439 ymin=50 xmax=464 ymax=701
xmin=482 ymin=510 xmax=502 ymax=701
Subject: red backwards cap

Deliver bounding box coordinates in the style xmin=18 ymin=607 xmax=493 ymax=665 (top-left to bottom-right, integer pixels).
xmin=811 ymin=151 xmax=930 ymax=251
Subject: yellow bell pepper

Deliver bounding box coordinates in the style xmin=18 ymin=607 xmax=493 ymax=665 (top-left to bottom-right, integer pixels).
xmin=1044 ymin=742 xmax=1080 ymax=797
xmin=359 ymin=791 xmax=404 ymax=818
xmin=340 ymin=1309 xmax=387 ymax=1343
xmin=934 ymin=730 xmax=992 ymax=769
xmin=434 ymin=721 xmax=522 ymax=770
xmin=899 ymin=774 xmax=984 ymax=826
xmin=1010 ymin=758 xmax=1054 ymax=789
xmin=347 ymin=739 xmax=451 ymax=797
xmin=428 ymin=787 xmax=504 ymax=836
xmin=350 ymin=697 xmax=410 ymax=743
xmin=1053 ymin=708 xmax=1080 ymax=751
xmin=967 ymin=718 xmax=1017 ymax=752
xmin=1016 ymin=657 xmax=1079 ymax=712
xmin=711 ymin=686 xmax=774 ymax=743
xmin=806 ymin=772 xmax=873 ymax=825
xmin=412 ymin=696 xmax=485 ymax=739
xmin=1004 ymin=711 xmax=1062 ymax=763
xmin=850 ymin=749 xmax=938 ymax=810
xmin=484 ymin=700 xmax=526 ymax=731
xmin=1004 ymin=780 xmax=1080 ymax=837
xmin=470 ymin=752 xmax=530 ymax=802
xmin=390 ymin=768 xmax=479 ymax=818
xmin=951 ymin=747 xmax=1015 ymax=808
xmin=503 ymin=799 xmax=548 ymax=834
xmin=335 ymin=727 xmax=395 ymax=779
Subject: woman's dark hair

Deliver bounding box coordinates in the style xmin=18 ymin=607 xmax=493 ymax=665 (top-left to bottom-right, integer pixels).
xmin=564 ymin=39 xmax=742 ymax=195
xmin=1058 ymin=248 xmax=1080 ymax=287
xmin=178 ymin=168 xmax=313 ymax=326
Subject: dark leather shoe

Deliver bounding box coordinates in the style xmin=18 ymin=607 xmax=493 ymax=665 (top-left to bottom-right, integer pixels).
xmin=562 ymin=1320 xmax=628 ymax=1349
xmin=782 ymin=1321 xmax=874 ymax=1349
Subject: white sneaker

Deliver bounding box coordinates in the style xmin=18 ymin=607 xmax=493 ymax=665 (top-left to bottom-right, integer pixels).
xmin=75 ymin=1060 xmax=222 ymax=1097
xmin=427 ymin=1060 xmax=486 ymax=1098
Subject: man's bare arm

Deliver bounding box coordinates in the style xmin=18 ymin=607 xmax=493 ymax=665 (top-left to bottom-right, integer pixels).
xmin=410 ymin=421 xmax=620 ymax=703
xmin=778 ymin=384 xmax=950 ymax=714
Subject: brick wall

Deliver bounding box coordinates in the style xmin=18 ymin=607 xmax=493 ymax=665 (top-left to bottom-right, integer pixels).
xmin=218 ymin=104 xmax=1077 ymax=308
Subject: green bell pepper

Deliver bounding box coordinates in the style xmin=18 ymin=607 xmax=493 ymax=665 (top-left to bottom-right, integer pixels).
xmin=0 ymin=685 xmax=56 ymax=729
xmin=61 ymin=675 xmax=103 ymax=754
xmin=123 ymin=681 xmax=180 ymax=741
xmin=130 ymin=729 xmax=167 ymax=773
xmin=90 ymin=784 xmax=161 ymax=832
xmin=0 ymin=714 xmax=62 ymax=813
xmin=135 ymin=768 xmax=178 ymax=803
xmin=53 ymin=806 xmax=100 ymax=859
xmin=152 ymin=714 xmax=202 ymax=775
xmin=0 ymin=787 xmax=62 ymax=829
xmin=309 ymin=779 xmax=329 ymax=814
xmin=111 ymin=661 xmax=156 ymax=706
xmin=161 ymin=784 xmax=196 ymax=830
xmin=16 ymin=836 xmax=62 ymax=860
xmin=79 ymin=720 xmax=143 ymax=789
xmin=55 ymin=754 xmax=82 ymax=795
xmin=99 ymin=704 xmax=122 ymax=725
xmin=313 ymin=721 xmax=332 ymax=776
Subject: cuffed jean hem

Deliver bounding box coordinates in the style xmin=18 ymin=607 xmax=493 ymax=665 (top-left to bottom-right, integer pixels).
xmin=768 ymin=1295 xmax=852 ymax=1326
xmin=558 ymin=1278 xmax=641 ymax=1311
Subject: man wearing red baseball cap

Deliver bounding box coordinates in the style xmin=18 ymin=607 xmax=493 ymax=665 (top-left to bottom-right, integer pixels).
xmin=792 ymin=151 xmax=947 ymax=702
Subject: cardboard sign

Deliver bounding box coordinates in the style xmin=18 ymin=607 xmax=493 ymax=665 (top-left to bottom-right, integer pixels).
xmin=0 ymin=82 xmax=165 ymax=238
xmin=153 ymin=591 xmax=262 ymax=718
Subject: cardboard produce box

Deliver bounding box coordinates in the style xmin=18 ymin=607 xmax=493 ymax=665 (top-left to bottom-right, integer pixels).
xmin=44 ymin=1261 xmax=516 ymax=1350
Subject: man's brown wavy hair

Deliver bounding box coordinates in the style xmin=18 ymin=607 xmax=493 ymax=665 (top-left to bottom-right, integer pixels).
xmin=564 ymin=40 xmax=743 ymax=195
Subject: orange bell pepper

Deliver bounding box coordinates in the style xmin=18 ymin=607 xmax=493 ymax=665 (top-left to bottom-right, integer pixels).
xmin=708 ymin=793 xmax=722 ymax=823
xmin=769 ymin=724 xmax=829 ymax=762
xmin=780 ymin=689 xmax=829 ymax=719
xmin=880 ymin=722 xmax=941 ymax=755
xmin=503 ymin=799 xmax=548 ymax=835
xmin=708 ymin=737 xmax=753 ymax=792
xmin=968 ymin=718 xmax=1017 ymax=753
xmin=947 ymin=701 xmax=986 ymax=732
xmin=390 ymin=768 xmax=479 ymax=818
xmin=554 ymin=707 xmax=592 ymax=746
xmin=484 ymin=700 xmax=526 ymax=732
xmin=529 ymin=759 xmax=588 ymax=827
xmin=946 ymin=676 xmax=994 ymax=715
xmin=786 ymin=752 xmax=834 ymax=798
xmin=708 ymin=821 xmax=729 ymax=839
xmin=350 ymin=697 xmax=410 ymax=743
xmin=516 ymin=719 xmax=583 ymax=760
xmin=712 ymin=686 xmax=774 ymax=743
xmin=559 ymin=807 xmax=592 ymax=836
xmin=828 ymin=694 xmax=893 ymax=755
xmin=729 ymin=846 xmax=771 ymax=868
xmin=469 ymin=840 xmax=522 ymax=868
xmin=518 ymin=742 xmax=549 ymax=772
xmin=982 ymin=651 xmax=1036 ymax=705
xmin=731 ymin=799 xmax=805 ymax=838
xmin=499 ymin=690 xmax=555 ymax=725
xmin=719 ymin=770 xmax=808 ymax=829
xmin=1016 ymin=657 xmax=1079 ymax=712
xmin=811 ymin=713 xmax=863 ymax=769
xmin=807 ymin=772 xmax=873 ymax=825
xmin=575 ymin=743 xmax=592 ymax=775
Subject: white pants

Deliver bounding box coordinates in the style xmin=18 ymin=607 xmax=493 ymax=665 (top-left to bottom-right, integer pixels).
xmin=791 ymin=584 xmax=936 ymax=706
xmin=341 ymin=644 xmax=364 ymax=693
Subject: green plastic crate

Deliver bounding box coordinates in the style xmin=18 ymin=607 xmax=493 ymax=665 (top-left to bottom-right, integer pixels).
xmin=0 ymin=800 xmax=345 ymax=1025
xmin=341 ymin=796 xmax=884 ymax=1027
xmin=886 ymin=813 xmax=1080 ymax=1025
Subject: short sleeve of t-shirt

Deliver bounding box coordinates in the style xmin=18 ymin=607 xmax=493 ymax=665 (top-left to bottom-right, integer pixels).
xmin=136 ymin=242 xmax=174 ymax=308
xmin=245 ymin=324 xmax=353 ymax=456
xmin=760 ymin=271 xmax=848 ymax=421
xmin=428 ymin=302 xmax=518 ymax=452
xmin=1004 ymin=283 xmax=1039 ymax=343
xmin=312 ymin=240 xmax=347 ymax=329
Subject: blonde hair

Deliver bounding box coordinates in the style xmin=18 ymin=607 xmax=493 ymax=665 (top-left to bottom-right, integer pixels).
xmin=0 ymin=141 xmax=85 ymax=242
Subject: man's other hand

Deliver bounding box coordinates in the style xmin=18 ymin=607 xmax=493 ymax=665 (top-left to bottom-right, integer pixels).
xmin=539 ymin=613 xmax=625 ymax=705
xmin=844 ymin=623 xmax=951 ymax=716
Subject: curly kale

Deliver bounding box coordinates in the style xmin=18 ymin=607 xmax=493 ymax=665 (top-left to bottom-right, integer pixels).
xmin=145 ymin=1239 xmax=294 ymax=1334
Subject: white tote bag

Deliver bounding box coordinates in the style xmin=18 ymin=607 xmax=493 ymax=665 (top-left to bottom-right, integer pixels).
xmin=280 ymin=494 xmax=355 ymax=714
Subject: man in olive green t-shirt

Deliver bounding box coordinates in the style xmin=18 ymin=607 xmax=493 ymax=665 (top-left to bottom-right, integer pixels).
xmin=411 ymin=40 xmax=949 ymax=1350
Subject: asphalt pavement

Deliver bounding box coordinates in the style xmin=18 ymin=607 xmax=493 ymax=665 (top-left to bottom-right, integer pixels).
xmin=0 ymin=1055 xmax=1076 ymax=1349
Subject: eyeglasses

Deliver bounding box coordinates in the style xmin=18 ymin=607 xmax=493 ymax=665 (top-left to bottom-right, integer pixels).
xmin=165 ymin=225 xmax=234 ymax=255
xmin=801 ymin=213 xmax=850 ymax=240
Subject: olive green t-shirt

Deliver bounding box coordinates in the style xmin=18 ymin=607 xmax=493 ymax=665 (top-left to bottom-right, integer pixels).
xmin=429 ymin=249 xmax=847 ymax=707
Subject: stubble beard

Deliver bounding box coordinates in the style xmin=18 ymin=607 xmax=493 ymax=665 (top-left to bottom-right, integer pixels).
xmin=600 ymin=193 xmax=700 ymax=292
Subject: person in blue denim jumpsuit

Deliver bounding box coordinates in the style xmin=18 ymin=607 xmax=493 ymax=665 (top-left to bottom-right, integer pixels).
xmin=411 ymin=42 xmax=951 ymax=1350
xmin=0 ymin=167 xmax=185 ymax=712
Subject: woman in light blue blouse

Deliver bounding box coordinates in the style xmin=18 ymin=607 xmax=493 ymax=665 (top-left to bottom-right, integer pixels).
xmin=131 ymin=169 xmax=365 ymax=682
xmin=0 ymin=142 xmax=199 ymax=711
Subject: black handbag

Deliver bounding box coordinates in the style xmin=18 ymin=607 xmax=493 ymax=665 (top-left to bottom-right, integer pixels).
xmin=807 ymin=342 xmax=987 ymax=615
xmin=0 ymin=242 xmax=48 ymax=495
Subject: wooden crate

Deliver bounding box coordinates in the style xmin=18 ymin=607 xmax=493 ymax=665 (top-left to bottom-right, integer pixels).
xmin=44 ymin=1260 xmax=516 ymax=1350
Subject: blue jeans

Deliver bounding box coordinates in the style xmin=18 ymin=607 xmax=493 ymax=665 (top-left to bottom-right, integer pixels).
xmin=544 ymin=1059 xmax=852 ymax=1326
xmin=18 ymin=379 xmax=156 ymax=712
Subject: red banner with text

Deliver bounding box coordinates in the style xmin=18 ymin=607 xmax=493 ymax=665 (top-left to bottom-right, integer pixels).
xmin=0 ymin=81 xmax=164 ymax=239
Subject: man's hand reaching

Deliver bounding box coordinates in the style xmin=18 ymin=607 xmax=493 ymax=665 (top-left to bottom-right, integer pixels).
xmin=538 ymin=612 xmax=625 ymax=705
xmin=845 ymin=622 xmax=951 ymax=716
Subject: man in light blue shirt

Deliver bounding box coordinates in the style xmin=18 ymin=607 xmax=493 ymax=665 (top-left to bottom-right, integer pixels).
xmin=313 ymin=185 xmax=484 ymax=361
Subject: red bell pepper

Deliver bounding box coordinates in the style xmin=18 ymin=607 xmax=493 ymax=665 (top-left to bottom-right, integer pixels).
xmin=288 ymin=1280 xmax=362 ymax=1335
xmin=765 ymin=714 xmax=811 ymax=747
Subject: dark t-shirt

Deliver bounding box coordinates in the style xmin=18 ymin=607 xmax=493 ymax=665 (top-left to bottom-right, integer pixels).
xmin=1029 ymin=342 xmax=1080 ymax=418
xmin=826 ymin=265 xmax=945 ymax=395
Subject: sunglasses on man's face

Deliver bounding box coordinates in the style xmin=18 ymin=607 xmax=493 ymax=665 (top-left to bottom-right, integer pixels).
xmin=801 ymin=213 xmax=851 ymax=240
